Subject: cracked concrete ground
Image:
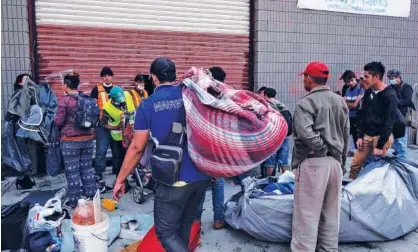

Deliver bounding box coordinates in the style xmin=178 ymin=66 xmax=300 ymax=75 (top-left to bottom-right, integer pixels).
xmin=2 ymin=148 xmax=418 ymax=252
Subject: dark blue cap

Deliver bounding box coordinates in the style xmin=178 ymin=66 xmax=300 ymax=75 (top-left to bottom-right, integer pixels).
xmin=150 ymin=58 xmax=176 ymax=81
xmin=387 ymin=69 xmax=401 ymax=78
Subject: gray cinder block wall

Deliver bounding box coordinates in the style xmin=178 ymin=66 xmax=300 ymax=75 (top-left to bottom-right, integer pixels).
xmin=254 ymin=0 xmax=418 ymax=144
xmin=1 ymin=0 xmax=31 ymax=129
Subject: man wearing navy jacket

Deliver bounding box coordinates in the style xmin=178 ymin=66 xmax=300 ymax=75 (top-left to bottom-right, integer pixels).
xmin=113 ymin=58 xmax=210 ymax=252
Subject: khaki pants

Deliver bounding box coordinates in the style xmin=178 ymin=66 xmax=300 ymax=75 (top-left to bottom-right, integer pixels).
xmin=349 ymin=135 xmax=393 ymax=179
xmin=291 ymin=157 xmax=342 ymax=252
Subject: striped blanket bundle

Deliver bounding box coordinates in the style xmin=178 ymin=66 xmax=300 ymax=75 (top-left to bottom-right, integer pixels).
xmin=182 ymin=67 xmax=288 ymax=177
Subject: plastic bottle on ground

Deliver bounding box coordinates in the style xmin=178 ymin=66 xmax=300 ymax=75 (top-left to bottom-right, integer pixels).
xmin=72 ymin=199 xmax=95 ymax=225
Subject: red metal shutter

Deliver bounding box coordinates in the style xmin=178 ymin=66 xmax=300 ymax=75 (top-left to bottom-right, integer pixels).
xmin=35 ymin=0 xmax=250 ymax=99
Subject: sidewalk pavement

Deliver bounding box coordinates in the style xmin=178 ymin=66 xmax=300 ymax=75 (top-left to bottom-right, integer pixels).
xmin=1 ymin=148 xmax=417 ymax=252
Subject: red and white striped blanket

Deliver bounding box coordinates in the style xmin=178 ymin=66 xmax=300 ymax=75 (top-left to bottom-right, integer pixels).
xmin=182 ymin=67 xmax=288 ymax=177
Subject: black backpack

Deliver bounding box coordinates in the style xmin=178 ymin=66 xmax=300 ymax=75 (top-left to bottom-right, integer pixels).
xmin=269 ymin=101 xmax=293 ymax=136
xmin=280 ymin=109 xmax=293 ymax=136
xmin=71 ymin=93 xmax=100 ymax=129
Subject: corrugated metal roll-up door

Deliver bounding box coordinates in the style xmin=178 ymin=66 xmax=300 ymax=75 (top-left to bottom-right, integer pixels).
xmin=35 ymin=0 xmax=250 ymax=99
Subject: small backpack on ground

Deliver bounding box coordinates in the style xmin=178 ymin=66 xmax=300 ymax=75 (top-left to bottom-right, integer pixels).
xmin=73 ymin=93 xmax=100 ymax=129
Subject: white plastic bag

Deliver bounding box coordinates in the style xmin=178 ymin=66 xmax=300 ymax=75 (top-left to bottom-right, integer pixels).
xmin=28 ymin=198 xmax=65 ymax=234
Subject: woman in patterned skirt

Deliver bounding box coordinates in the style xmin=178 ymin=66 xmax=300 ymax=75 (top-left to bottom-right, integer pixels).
xmin=55 ymin=73 xmax=97 ymax=208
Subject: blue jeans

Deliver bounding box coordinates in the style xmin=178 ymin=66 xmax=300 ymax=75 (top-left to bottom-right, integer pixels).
xmin=95 ymin=126 xmax=111 ymax=176
xmin=196 ymin=178 xmax=225 ymax=222
xmin=262 ymin=137 xmax=290 ymax=177
xmin=392 ymin=134 xmax=408 ymax=160
xmin=277 ymin=137 xmax=290 ymax=167
xmin=95 ymin=126 xmax=126 ymax=176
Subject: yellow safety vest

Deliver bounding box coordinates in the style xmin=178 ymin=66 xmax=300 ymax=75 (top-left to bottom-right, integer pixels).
xmin=130 ymin=89 xmax=148 ymax=108
xmin=97 ymin=84 xmax=110 ymax=118
xmin=102 ymin=91 xmax=135 ymax=141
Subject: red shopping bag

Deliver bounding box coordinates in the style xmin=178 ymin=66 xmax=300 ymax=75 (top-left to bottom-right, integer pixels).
xmin=137 ymin=221 xmax=201 ymax=252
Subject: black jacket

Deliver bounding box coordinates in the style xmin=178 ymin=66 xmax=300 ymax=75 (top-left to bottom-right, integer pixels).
xmin=357 ymin=86 xmax=399 ymax=148
xmin=392 ymin=82 xmax=415 ymax=116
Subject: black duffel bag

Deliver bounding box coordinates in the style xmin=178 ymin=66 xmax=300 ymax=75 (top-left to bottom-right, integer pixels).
xmin=1 ymin=201 xmax=30 ymax=250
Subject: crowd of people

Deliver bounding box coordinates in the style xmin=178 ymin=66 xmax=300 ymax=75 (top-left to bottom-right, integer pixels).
xmin=51 ymin=67 xmax=150 ymax=207
xmin=4 ymin=57 xmax=416 ymax=252
xmin=339 ymin=65 xmax=414 ymax=179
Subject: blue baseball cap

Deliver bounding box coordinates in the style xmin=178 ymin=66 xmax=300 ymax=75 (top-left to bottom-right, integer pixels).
xmin=387 ymin=69 xmax=401 ymax=78
xmin=109 ymin=86 xmax=126 ymax=103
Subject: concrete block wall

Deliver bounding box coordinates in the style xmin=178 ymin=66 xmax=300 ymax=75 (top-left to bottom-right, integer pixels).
xmin=254 ymin=0 xmax=418 ymax=144
xmin=1 ymin=0 xmax=31 ymax=129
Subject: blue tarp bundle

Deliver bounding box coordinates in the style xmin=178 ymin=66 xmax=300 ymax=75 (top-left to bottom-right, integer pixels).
xmin=225 ymin=158 xmax=418 ymax=242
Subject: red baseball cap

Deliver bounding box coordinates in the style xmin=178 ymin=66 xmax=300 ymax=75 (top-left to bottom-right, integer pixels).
xmin=299 ymin=62 xmax=330 ymax=78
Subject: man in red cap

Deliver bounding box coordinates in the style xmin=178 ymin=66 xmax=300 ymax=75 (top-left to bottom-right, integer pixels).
xmin=291 ymin=62 xmax=349 ymax=251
